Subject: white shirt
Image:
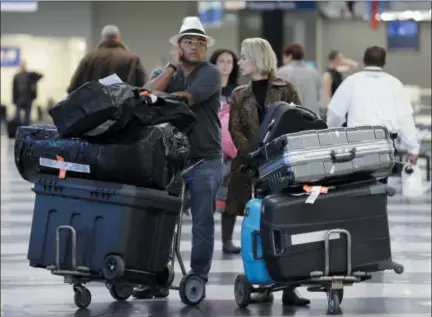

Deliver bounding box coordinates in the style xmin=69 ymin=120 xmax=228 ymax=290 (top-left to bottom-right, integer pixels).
xmin=326 ymin=66 xmax=420 ymax=155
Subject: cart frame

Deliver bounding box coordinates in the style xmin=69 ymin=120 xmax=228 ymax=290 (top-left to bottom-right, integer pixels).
xmin=45 ymin=160 xmax=206 ymax=308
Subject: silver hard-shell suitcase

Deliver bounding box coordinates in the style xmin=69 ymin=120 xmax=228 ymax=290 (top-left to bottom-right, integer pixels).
xmin=252 ymin=126 xmax=395 ymax=192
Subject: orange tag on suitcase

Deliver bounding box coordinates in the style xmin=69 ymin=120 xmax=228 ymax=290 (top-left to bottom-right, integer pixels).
xmin=303 ymin=185 xmax=328 ymax=194
xmin=56 ymin=155 xmax=67 ymax=179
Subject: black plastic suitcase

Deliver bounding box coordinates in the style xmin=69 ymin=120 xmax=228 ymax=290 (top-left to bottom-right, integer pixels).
xmin=260 ymin=180 xmax=395 ymax=281
xmin=249 ymin=102 xmax=327 ymax=152
xmin=27 ymin=174 xmax=181 ymax=284
xmin=253 ymin=126 xmax=395 ymax=193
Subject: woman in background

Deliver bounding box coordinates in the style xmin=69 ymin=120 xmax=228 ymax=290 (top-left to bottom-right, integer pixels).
xmin=226 ymin=38 xmax=310 ymax=306
xmin=209 ymin=49 xmax=241 ymax=254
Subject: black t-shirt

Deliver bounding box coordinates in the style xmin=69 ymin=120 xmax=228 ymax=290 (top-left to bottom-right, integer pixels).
xmin=160 ymin=62 xmax=222 ymax=160
xmin=221 ymin=84 xmax=235 ymax=105
xmin=327 ymin=68 xmax=343 ymax=96
xmin=252 ymin=79 xmax=269 ymax=124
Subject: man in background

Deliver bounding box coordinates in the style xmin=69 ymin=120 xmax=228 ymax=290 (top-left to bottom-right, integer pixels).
xmin=67 ymin=25 xmax=147 ymax=93
xmin=276 ymin=43 xmax=321 ymax=115
xmin=327 ymin=45 xmax=419 ymax=165
xmin=12 ymin=61 xmax=43 ymax=125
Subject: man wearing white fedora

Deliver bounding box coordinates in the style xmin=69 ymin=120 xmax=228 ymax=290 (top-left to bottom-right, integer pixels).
xmin=133 ymin=17 xmax=223 ymax=301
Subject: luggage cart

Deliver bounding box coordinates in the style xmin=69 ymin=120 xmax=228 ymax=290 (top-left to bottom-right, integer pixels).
xmin=45 ymin=160 xmax=205 ymax=308
xmin=234 ymin=227 xmax=404 ymax=314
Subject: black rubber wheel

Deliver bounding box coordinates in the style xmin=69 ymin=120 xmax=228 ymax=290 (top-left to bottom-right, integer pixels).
xmin=326 ymin=288 xmax=344 ymax=305
xmin=234 ymin=275 xmax=252 ymax=308
xmin=393 ymin=263 xmax=404 ymax=275
xmin=327 ymin=290 xmax=342 ymax=315
xmin=108 ymin=284 xmax=133 ymax=301
xmin=73 ymin=285 xmax=92 ymax=309
xmin=179 ymin=274 xmax=206 ymax=306
xmin=103 ymin=255 xmax=125 ymax=281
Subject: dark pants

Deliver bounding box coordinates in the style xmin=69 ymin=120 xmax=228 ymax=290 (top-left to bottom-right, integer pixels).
xmin=183 ymin=158 xmax=223 ymax=281
xmin=14 ymin=102 xmax=32 ymax=125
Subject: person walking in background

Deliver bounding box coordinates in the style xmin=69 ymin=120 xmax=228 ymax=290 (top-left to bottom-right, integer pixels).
xmin=327 ymin=45 xmax=419 ymax=167
xmin=322 ymin=50 xmax=358 ymax=117
xmin=209 ymin=48 xmax=241 ymax=254
xmin=226 ymin=37 xmax=310 ymax=306
xmin=67 ymin=25 xmax=147 ymax=93
xmin=12 ymin=61 xmax=43 ymax=125
xmin=276 ymin=43 xmax=321 ymax=115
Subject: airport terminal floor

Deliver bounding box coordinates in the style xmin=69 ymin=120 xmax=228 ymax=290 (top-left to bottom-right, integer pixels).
xmin=1 ymin=133 xmax=431 ymax=317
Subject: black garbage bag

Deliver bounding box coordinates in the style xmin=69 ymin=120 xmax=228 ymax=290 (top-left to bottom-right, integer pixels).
xmin=14 ymin=124 xmax=190 ymax=189
xmin=49 ymin=81 xmax=140 ymax=138
xmin=86 ymin=91 xmax=197 ymax=141
xmin=136 ymin=91 xmax=196 ymax=134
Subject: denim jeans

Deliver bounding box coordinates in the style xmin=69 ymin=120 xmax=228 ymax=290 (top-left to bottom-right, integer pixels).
xmin=183 ymin=158 xmax=223 ymax=281
xmin=14 ymin=103 xmax=32 ymax=125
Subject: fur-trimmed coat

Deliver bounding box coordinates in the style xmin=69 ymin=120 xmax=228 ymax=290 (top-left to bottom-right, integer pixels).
xmin=224 ymin=77 xmax=301 ymax=216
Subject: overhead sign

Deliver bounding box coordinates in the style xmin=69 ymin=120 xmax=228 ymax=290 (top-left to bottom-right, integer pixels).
xmin=198 ymin=1 xmax=224 ymax=28
xmin=245 ymin=1 xmax=316 ymax=11
xmin=1 ymin=46 xmax=21 ymax=67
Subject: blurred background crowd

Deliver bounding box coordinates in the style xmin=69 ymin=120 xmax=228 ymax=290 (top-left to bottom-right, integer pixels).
xmin=0 ymin=1 xmax=430 ymax=150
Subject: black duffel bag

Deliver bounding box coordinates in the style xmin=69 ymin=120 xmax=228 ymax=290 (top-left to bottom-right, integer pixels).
xmin=14 ymin=123 xmax=190 ymax=190
xmin=49 ymin=81 xmax=140 ymax=138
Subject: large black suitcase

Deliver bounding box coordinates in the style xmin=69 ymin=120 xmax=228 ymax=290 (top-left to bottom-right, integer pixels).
xmin=14 ymin=123 xmax=190 ymax=189
xmin=27 ymin=174 xmax=181 ymax=283
xmin=260 ymin=180 xmax=395 ymax=281
xmin=249 ymin=102 xmax=327 ymax=152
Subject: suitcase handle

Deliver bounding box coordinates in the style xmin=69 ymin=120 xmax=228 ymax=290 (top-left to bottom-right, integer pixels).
xmin=252 ymin=231 xmax=263 ymax=260
xmin=270 ymin=228 xmax=285 ymax=257
xmin=330 ymin=148 xmax=356 ymax=163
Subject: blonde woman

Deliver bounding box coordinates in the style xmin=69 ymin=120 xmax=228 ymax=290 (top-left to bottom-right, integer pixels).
xmin=225 ymin=38 xmax=310 ymax=306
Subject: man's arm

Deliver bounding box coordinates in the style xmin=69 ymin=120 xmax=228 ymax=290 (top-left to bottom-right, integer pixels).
xmin=326 ymin=78 xmax=351 ymax=127
xmin=144 ymin=66 xmax=175 ymax=92
xmin=395 ymin=81 xmax=420 ymax=158
xmin=336 ymin=58 xmax=359 ymax=73
xmin=133 ymin=57 xmax=147 ymax=87
xmin=173 ymin=65 xmax=221 ymax=106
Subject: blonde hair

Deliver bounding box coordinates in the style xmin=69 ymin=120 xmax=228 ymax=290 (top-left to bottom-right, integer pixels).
xmin=241 ymin=38 xmax=278 ymax=76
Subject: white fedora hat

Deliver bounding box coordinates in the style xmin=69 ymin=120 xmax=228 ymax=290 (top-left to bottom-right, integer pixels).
xmin=169 ymin=16 xmax=215 ymax=47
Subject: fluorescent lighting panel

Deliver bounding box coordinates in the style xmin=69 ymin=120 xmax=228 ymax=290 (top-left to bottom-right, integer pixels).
xmin=1 ymin=1 xmax=38 ymax=12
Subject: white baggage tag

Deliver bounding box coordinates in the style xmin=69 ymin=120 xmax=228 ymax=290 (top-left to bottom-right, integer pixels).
xmin=305 ymin=186 xmax=322 ymax=204
xmin=39 ymin=157 xmax=91 ymax=174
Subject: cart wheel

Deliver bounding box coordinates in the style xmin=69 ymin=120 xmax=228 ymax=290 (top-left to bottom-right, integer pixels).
xmin=179 ymin=274 xmax=206 ymax=306
xmin=326 ymin=288 xmax=344 ymax=305
xmin=108 ymin=283 xmax=133 ymax=301
xmin=393 ymin=263 xmax=404 ymax=275
xmin=103 ymin=255 xmax=125 ymax=281
xmin=73 ymin=285 xmax=92 ymax=309
xmin=327 ymin=290 xmax=342 ymax=315
xmin=234 ymin=275 xmax=252 ymax=308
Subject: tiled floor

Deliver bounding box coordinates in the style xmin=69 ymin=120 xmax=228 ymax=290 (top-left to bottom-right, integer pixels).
xmin=1 ymin=135 xmax=431 ymax=317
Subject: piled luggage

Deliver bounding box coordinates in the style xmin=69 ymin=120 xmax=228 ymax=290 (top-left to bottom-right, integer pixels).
xmin=236 ymin=102 xmax=404 ymax=314
xmin=16 ymin=76 xmax=197 ymax=309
